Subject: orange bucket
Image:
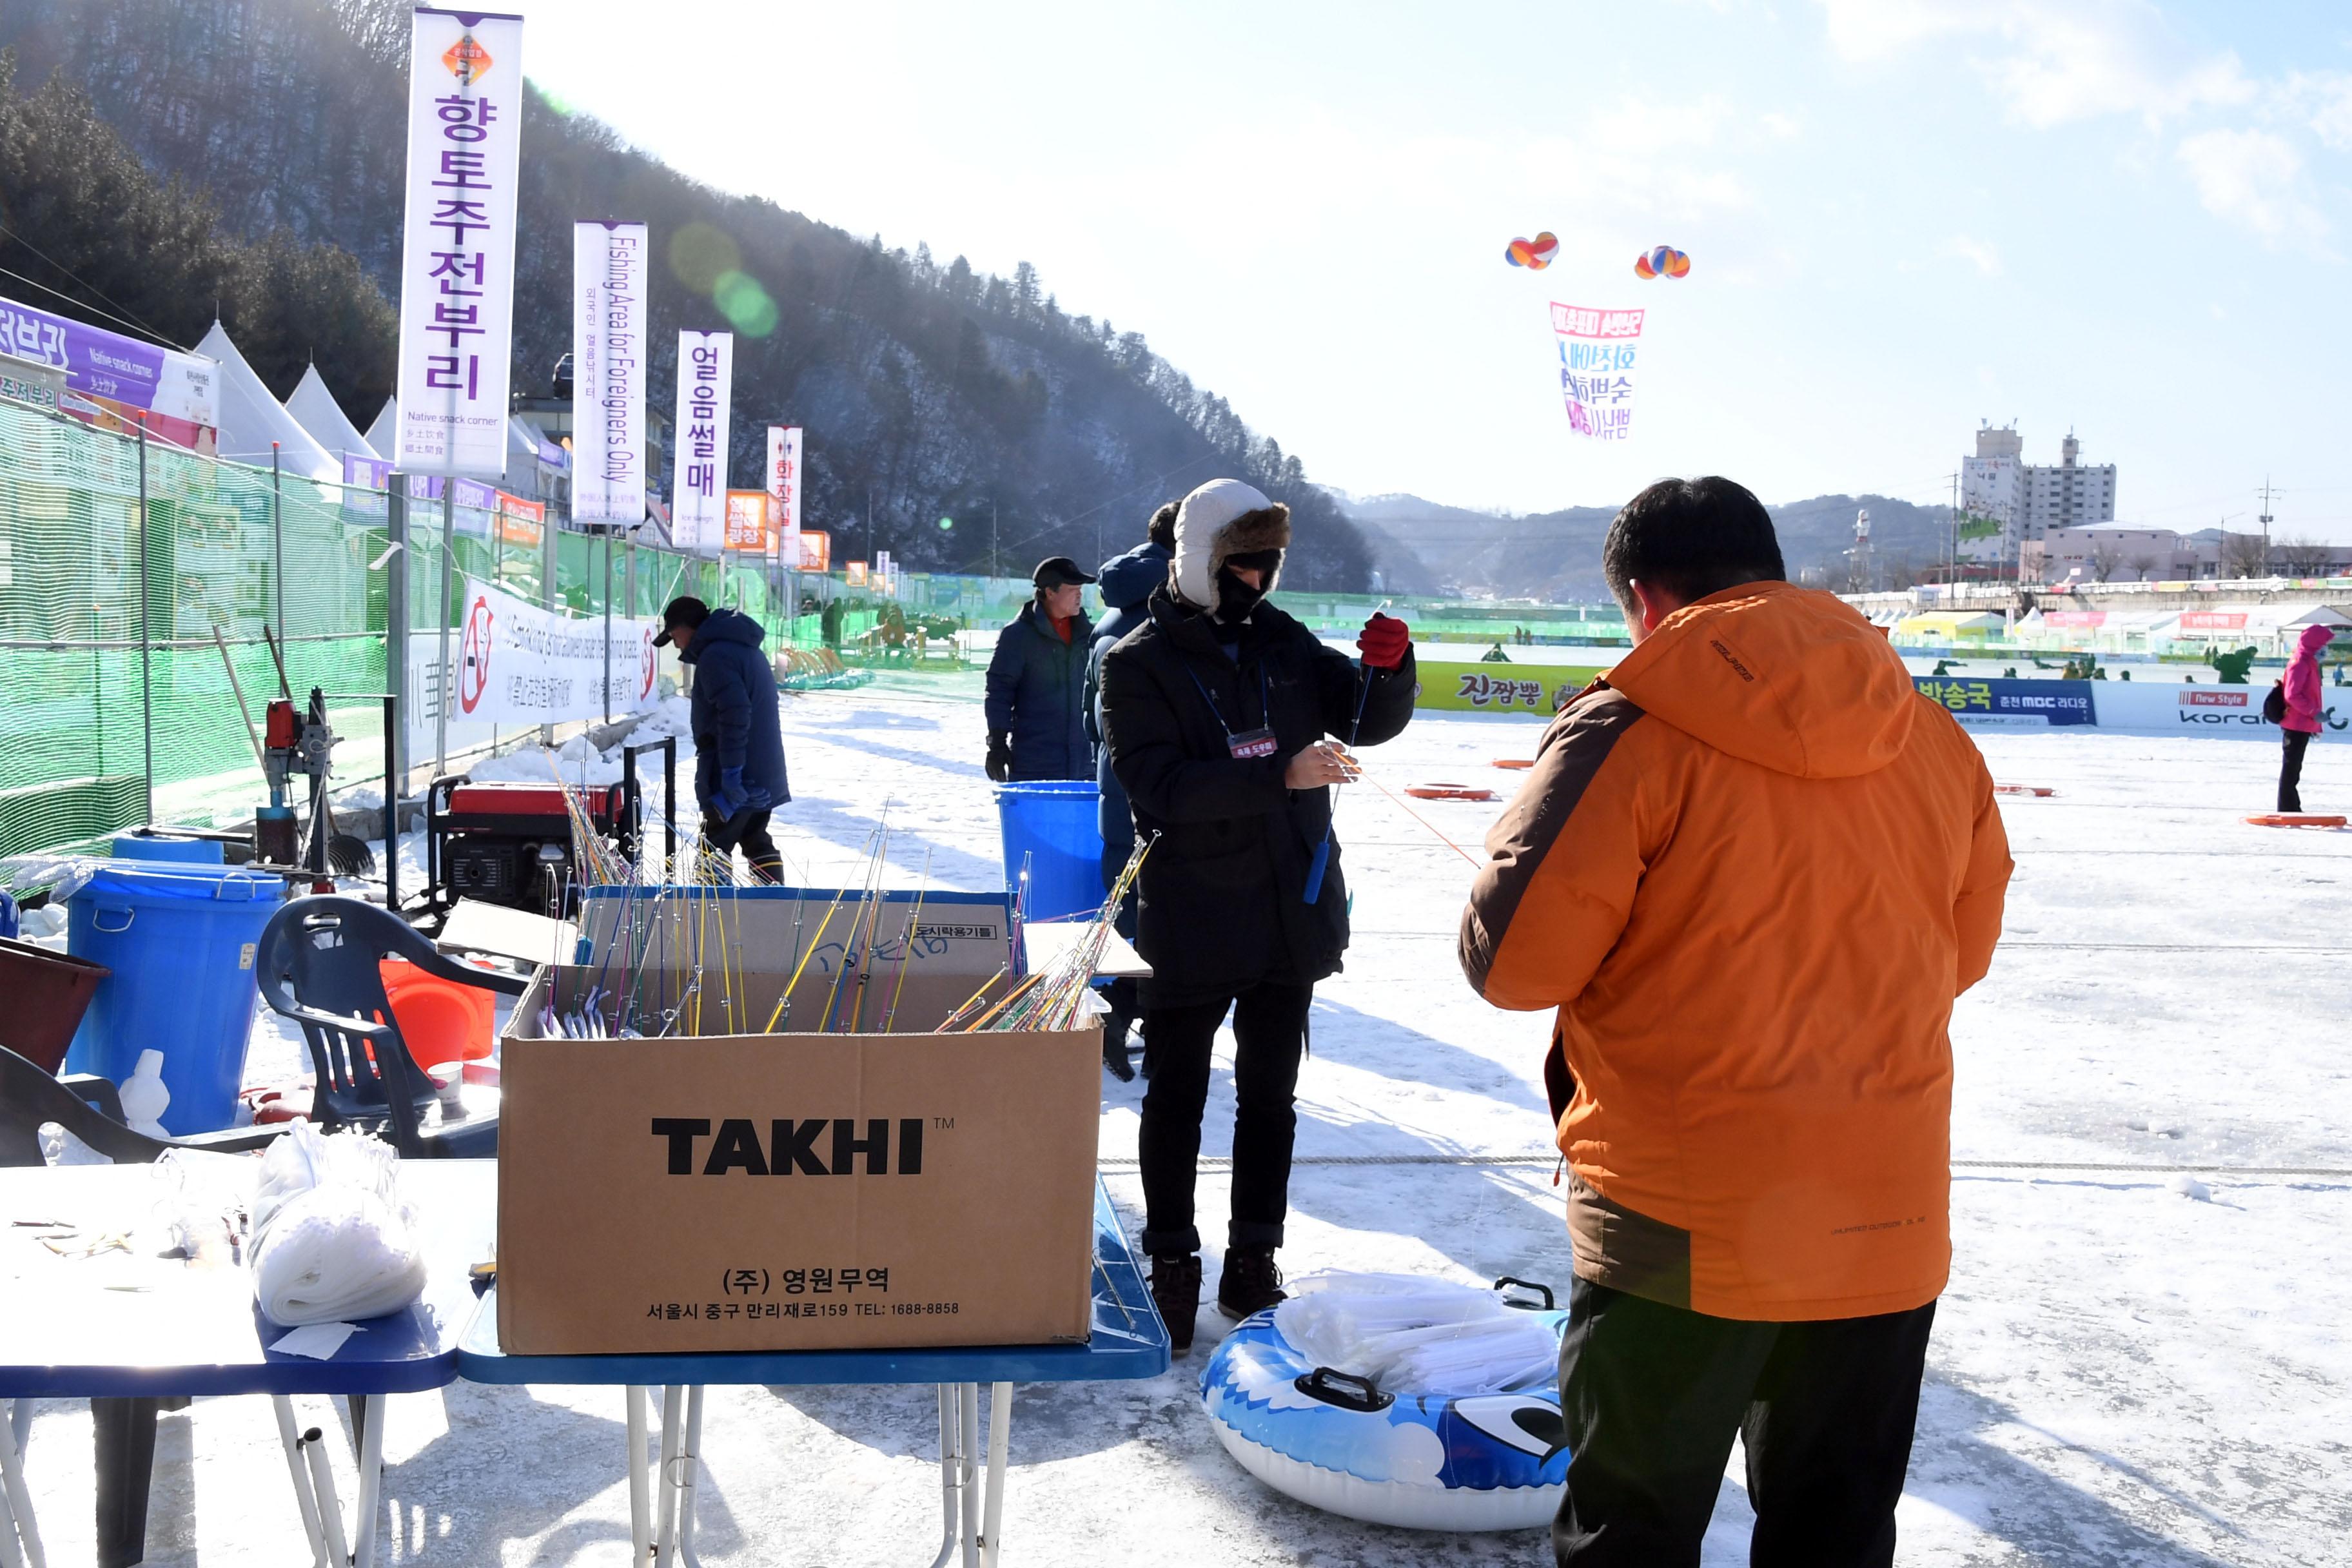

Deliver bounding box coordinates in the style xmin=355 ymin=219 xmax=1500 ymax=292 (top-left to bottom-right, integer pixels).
xmin=378 ymin=956 xmax=497 ymax=1071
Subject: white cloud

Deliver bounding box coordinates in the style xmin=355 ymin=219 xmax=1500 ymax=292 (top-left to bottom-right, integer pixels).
xmin=1759 ymin=110 xmax=1802 ymax=139
xmin=2286 ymin=71 xmax=2352 ymax=152
xmin=1814 ymin=0 xmax=2252 ymax=128
xmin=2176 ymin=128 xmax=2325 ymax=242
xmin=1941 ymin=235 xmax=2004 ymax=276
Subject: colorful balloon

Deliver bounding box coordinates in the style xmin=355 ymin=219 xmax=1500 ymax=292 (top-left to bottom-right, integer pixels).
xmin=1504 ymin=231 xmax=1559 ymax=270
xmin=1634 ymin=245 xmax=1690 ymax=279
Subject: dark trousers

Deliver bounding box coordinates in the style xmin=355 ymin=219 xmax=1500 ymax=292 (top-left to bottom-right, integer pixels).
xmin=1137 ymin=979 xmax=1313 ymax=1257
xmin=1555 ymin=1279 xmax=1936 ymax=1568
xmin=2281 ymin=729 xmax=2313 ymax=812
xmin=701 ymin=807 xmax=783 ymax=883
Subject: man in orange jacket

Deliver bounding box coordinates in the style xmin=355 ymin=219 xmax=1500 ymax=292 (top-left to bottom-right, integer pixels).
xmin=1458 ymin=477 xmax=2011 ymax=1567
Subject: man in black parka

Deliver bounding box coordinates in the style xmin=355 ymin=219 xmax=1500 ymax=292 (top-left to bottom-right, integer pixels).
xmin=1099 ymin=477 xmax=1415 ymax=1350
xmin=984 ymin=558 xmax=1097 ymax=782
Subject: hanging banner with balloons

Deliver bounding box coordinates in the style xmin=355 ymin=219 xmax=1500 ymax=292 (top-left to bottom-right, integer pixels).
xmin=1551 ymin=302 xmax=1643 ymax=442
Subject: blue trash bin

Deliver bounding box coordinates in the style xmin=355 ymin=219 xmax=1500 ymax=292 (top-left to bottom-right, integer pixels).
xmin=62 ymin=863 xmax=286 ymax=1135
xmin=994 ymin=781 xmax=1104 ymax=924
xmin=112 ymin=833 xmax=226 ymax=865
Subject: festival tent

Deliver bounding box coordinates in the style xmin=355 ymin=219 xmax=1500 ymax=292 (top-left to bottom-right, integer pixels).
xmin=282 ymin=362 xmax=380 ymax=466
xmin=1894 ymin=611 xmax=2003 ymax=643
xmin=364 ymin=396 xmax=397 ymax=458
xmin=193 ymin=320 xmax=340 ymax=482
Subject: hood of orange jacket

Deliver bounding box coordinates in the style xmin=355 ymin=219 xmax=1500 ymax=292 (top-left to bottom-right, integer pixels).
xmin=1605 ymin=580 xmax=1917 ymax=779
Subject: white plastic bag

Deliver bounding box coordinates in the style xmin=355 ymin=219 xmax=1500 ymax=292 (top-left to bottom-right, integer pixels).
xmin=250 ymin=1123 xmax=426 ymax=1327
xmin=1275 ymin=1272 xmax=1560 ymax=1398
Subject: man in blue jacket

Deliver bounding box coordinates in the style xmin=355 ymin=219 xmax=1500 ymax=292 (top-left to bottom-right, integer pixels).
xmin=655 ymin=596 xmax=790 ymax=883
xmin=985 ymin=558 xmax=1096 ymax=783
xmin=1084 ymin=505 xmax=1176 ymax=1079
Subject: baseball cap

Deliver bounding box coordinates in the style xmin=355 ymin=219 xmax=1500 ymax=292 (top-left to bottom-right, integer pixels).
xmin=651 ymin=595 xmax=709 ymax=647
xmin=1032 ymin=556 xmax=1097 ymax=589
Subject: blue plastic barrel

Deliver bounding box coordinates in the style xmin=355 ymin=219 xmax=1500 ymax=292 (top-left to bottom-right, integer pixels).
xmin=62 ymin=863 xmax=286 ymax=1135
xmin=994 ymin=781 xmax=1105 ymax=923
xmin=112 ymin=833 xmax=226 ymax=865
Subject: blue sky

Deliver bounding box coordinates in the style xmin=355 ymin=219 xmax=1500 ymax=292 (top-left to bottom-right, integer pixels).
xmin=513 ymin=1 xmax=2352 ymax=537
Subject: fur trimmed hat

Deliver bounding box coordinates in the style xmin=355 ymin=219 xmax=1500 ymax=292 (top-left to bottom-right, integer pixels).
xmin=1168 ymin=478 xmax=1291 ymax=614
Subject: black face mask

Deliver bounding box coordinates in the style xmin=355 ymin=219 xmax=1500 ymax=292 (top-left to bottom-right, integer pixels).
xmin=1215 ymin=566 xmax=1268 ymax=621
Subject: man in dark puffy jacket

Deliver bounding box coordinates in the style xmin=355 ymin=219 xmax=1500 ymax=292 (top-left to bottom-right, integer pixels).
xmin=1100 ymin=477 xmax=1415 ymax=1351
xmin=1085 ymin=506 xmax=1177 ymax=1080
xmin=985 ymin=558 xmax=1096 ymax=782
xmin=656 ymin=596 xmax=790 ymax=883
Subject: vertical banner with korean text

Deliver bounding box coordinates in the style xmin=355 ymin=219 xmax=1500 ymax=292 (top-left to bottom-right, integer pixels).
xmin=670 ymin=329 xmax=732 ymax=552
xmin=1550 ymin=302 xmax=1643 ymax=442
xmin=765 ymin=424 xmax=803 ymax=565
xmin=573 ymin=220 xmax=648 ymax=525
xmin=395 ymin=8 xmax=524 ymax=475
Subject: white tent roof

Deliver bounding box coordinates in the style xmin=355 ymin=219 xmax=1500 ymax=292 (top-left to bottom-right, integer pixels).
xmin=364 ymin=397 xmax=398 ymax=459
xmin=193 ymin=321 xmax=340 ymax=482
xmin=282 ymin=363 xmax=379 ymax=464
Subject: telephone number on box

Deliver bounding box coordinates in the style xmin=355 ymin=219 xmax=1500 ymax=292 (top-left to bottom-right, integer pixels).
xmin=892 ymin=1301 xmax=961 ymax=1317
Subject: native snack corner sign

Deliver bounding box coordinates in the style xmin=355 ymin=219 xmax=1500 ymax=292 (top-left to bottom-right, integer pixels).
xmin=1551 ymin=302 xmax=1642 ymax=442
xmin=671 ymin=329 xmax=732 ymax=551
xmin=395 ymin=8 xmax=524 ymax=476
xmin=454 ymin=575 xmax=658 ymax=727
xmin=574 ymin=220 xmax=649 ymax=525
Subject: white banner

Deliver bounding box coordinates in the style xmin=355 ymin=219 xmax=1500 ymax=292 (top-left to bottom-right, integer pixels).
xmin=1551 ymin=302 xmax=1643 ymax=443
xmin=451 ymin=574 xmax=660 ymax=727
xmin=574 ymin=220 xmax=649 ymax=524
xmin=766 ymin=424 xmax=803 ymax=565
xmin=394 ymin=8 xmax=524 ymax=476
xmin=671 ymin=330 xmax=732 ymax=552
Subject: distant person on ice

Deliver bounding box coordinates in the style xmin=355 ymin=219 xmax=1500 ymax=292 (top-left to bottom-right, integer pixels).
xmin=1085 ymin=503 xmax=1178 ymax=1081
xmin=1457 ymin=477 xmax=2013 ymax=1567
xmin=656 ymin=595 xmax=789 ymax=883
xmin=1099 ymin=477 xmax=1415 ymax=1352
xmin=985 ymin=557 xmax=1097 ymax=783
xmin=2277 ymin=623 xmax=2335 ymax=812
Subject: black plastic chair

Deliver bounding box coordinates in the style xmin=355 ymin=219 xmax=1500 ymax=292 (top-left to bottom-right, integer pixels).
xmin=253 ymin=896 xmax=527 ymax=1159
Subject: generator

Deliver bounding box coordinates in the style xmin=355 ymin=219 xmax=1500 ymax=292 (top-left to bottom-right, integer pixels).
xmin=416 ymin=774 xmax=640 ymax=924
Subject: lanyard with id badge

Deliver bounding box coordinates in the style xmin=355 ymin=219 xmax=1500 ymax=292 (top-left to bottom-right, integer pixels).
xmin=1188 ymin=663 xmax=1277 ymax=758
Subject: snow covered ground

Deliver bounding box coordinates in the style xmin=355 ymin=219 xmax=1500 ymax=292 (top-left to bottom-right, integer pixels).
xmin=15 ymin=685 xmax=2352 ymax=1565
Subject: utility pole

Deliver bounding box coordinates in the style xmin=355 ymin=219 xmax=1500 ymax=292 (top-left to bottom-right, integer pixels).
xmin=2257 ymin=476 xmax=2281 ymax=579
xmin=991 ymin=499 xmax=999 ymax=580
xmin=1946 ymin=471 xmax=1959 ymax=591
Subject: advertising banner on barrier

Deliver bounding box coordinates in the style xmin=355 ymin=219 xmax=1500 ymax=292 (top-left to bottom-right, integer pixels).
xmin=496 ymin=493 xmax=544 ymax=547
xmin=394 ymin=8 xmax=523 ymax=476
xmin=0 ymin=293 xmax=219 ymax=450
xmin=2093 ymin=681 xmax=2352 ymax=741
xmin=573 ymin=220 xmax=648 ymax=525
xmin=451 ymin=574 xmax=658 ymax=727
xmin=765 ymin=425 xmax=803 ymax=564
xmin=1551 ymin=302 xmax=1643 ymax=442
xmin=1914 ymin=677 xmax=2095 ymax=727
xmin=670 ymin=329 xmax=731 ymax=551
xmin=1415 ymin=662 xmax=1607 ymax=715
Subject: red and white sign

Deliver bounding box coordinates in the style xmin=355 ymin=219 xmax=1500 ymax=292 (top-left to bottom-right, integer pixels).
xmin=2179 ymin=612 xmax=2248 ymax=631
xmin=451 ymin=575 xmax=658 ymax=725
xmin=723 ymin=489 xmax=767 ymax=553
xmin=765 ymin=425 xmax=803 ymax=564
xmin=1551 ymin=301 xmax=1643 ymax=442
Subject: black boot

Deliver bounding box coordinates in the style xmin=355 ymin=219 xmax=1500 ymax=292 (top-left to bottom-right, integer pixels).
xmin=1101 ymin=1013 xmax=1135 ymax=1082
xmin=1217 ymin=1246 xmax=1286 ymax=1320
xmin=1150 ymin=1253 xmax=1201 ymax=1355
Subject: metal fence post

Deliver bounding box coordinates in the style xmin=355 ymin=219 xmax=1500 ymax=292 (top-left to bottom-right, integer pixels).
xmin=541 ymin=505 xmax=558 ymax=747
xmin=135 ymin=414 xmax=153 ymax=825
xmin=271 ymin=444 xmax=286 ymax=651
xmin=386 ymin=474 xmax=409 ymax=804
xmin=434 ymin=482 xmax=455 ymax=776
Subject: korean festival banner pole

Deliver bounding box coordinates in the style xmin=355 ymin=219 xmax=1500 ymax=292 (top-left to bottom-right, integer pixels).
xmin=767 ymin=424 xmax=803 ymax=633
xmin=671 ymin=330 xmax=733 ymax=555
xmin=396 ymin=6 xmax=524 ymax=779
xmin=574 ymin=219 xmax=649 ymax=723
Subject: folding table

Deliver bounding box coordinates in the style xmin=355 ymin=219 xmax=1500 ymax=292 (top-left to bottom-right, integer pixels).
xmin=0 ymin=1161 xmax=493 ymax=1567
xmin=456 ymin=1179 xmax=1169 ymax=1567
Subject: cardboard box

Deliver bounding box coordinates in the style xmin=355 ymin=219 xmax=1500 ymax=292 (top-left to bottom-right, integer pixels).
xmin=495 ymin=888 xmax=1101 ymax=1355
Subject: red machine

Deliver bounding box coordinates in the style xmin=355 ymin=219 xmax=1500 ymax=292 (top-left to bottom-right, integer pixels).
xmin=417 ymin=775 xmax=640 ymax=923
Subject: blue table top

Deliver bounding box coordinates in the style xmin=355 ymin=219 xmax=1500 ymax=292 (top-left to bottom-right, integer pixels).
xmin=457 ymin=1180 xmax=1170 ymax=1387
xmin=0 ymin=1160 xmax=493 ymax=1399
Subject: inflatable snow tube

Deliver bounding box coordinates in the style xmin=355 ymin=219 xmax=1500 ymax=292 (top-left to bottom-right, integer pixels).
xmin=1200 ymin=1275 xmax=1571 ymax=1531
xmin=2244 ymin=813 xmax=2346 ymax=828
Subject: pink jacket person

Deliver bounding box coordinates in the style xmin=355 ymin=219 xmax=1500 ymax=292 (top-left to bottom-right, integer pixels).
xmin=2282 ymin=625 xmax=2335 ymax=735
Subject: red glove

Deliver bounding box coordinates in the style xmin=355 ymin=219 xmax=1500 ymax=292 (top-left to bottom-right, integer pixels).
xmin=1357 ymin=612 xmax=1410 ymax=670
